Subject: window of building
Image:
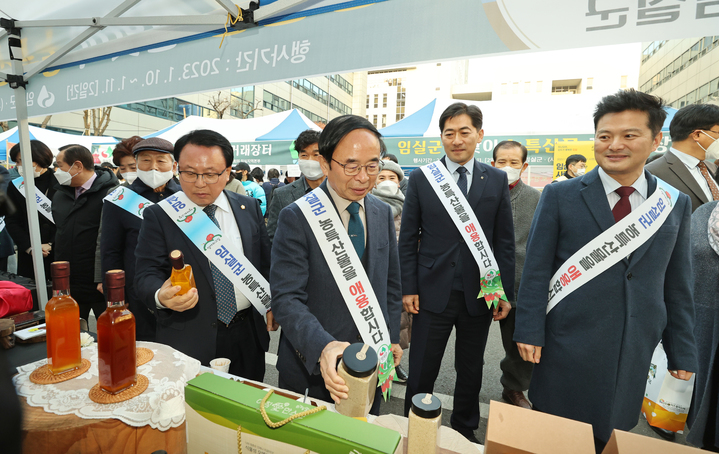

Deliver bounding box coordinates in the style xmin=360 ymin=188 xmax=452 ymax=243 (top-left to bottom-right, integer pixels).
xmin=366 ymin=95 xmax=369 ymax=109
xmin=294 ymin=106 xmax=326 ymax=124
xmin=642 ymin=36 xmax=719 ymax=94
xmin=383 ymin=93 xmax=387 ymax=108
xmin=536 ymin=81 xmax=543 ymax=92
xmin=118 ymin=97 xmax=205 ymax=122
xmin=620 ymin=75 xmax=628 ymax=89
xmin=374 ymin=94 xmax=379 ymax=108
xmin=382 ymin=114 xmax=387 ymax=128
xmin=395 ymin=83 xmax=406 ymax=121
xmin=501 ymin=83 xmax=507 ymax=95
xmin=586 ymin=77 xmax=593 ymax=90
xmin=551 ymin=79 xmax=581 ymax=95
xmin=512 ymin=82 xmax=519 ymax=94
xmin=263 ymin=91 xmax=290 ymax=113
xmin=291 ymin=79 xmax=328 ymax=104
xmin=373 ymin=115 xmax=378 ymax=127
xmin=329 ymin=96 xmax=352 ymax=115
xmin=230 ymin=86 xmax=256 ymax=118
xmin=326 ymin=74 xmax=353 ymax=95
xmin=524 ymin=81 xmax=530 ymax=94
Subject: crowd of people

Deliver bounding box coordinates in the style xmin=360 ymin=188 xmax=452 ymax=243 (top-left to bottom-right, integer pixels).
xmin=2 ymin=89 xmax=719 ymax=452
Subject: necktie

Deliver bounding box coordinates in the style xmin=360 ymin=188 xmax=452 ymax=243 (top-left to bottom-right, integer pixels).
xmin=203 ymin=204 xmax=237 ymax=324
xmin=456 ymin=167 xmax=468 ymax=197
xmin=347 ymin=202 xmax=365 ymax=258
xmin=612 ymin=187 xmax=635 ymax=222
xmin=698 ymin=162 xmax=719 ymax=201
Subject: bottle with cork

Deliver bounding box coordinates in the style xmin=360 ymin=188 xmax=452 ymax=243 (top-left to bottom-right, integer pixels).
xmin=335 ymin=343 xmax=378 ymax=418
xmin=408 ymin=393 xmax=442 ymax=454
xmin=169 ymin=250 xmax=196 ymax=296
xmin=97 ymin=269 xmax=137 ymax=394
xmin=45 ymin=261 xmax=82 ymax=375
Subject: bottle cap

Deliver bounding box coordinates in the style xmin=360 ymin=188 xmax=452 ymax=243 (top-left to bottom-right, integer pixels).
xmin=411 ymin=393 xmax=442 ymax=419
xmin=169 ymin=250 xmax=185 ymax=270
xmin=50 ymin=261 xmax=70 ymax=279
xmin=341 ymin=343 xmax=377 ymax=378
xmin=105 ymin=269 xmax=125 ymax=288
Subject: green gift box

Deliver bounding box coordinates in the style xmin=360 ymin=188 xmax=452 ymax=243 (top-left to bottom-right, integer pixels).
xmin=185 ymin=373 xmax=401 ymax=454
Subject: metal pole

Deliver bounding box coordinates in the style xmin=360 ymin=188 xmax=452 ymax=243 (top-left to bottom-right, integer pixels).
xmin=7 ymin=26 xmax=49 ymax=307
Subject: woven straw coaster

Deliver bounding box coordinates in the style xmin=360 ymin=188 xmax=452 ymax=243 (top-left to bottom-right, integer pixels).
xmin=30 ymin=359 xmax=92 ymax=384
xmin=88 ymin=374 xmax=149 ymax=404
xmin=136 ymin=347 xmax=154 ymax=366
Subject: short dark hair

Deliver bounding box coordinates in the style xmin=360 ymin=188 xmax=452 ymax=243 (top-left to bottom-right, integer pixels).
xmin=100 ymin=162 xmax=115 ymax=169
xmin=439 ymin=102 xmax=483 ymax=132
xmin=58 ymin=144 xmax=79 ymax=152
xmin=235 ymin=162 xmax=251 ymax=173
xmin=593 ymin=89 xmax=666 ymax=137
xmin=59 ymin=145 xmax=94 ymax=170
xmin=251 ymin=167 xmax=264 ymax=182
xmin=295 ymin=129 xmax=321 ymax=154
xmin=566 ymin=154 xmax=587 ymax=167
xmin=492 ymin=140 xmax=528 ymax=163
xmin=174 ymin=129 xmax=233 ymax=168
xmin=669 ymin=104 xmax=719 ymax=142
xmin=112 ymin=136 xmax=143 ymax=166
xmin=318 ymin=115 xmax=382 ymax=164
xmin=384 ymin=153 xmax=399 ymax=163
xmin=9 ymin=140 xmax=54 ymax=168
xmin=267 ymin=168 xmax=280 ymax=179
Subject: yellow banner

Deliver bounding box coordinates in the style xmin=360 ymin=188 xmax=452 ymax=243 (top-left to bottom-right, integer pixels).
xmin=553 ymin=141 xmax=597 ymax=180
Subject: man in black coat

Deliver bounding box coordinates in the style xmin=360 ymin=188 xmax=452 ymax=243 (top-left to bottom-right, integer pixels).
xmin=52 ymin=145 xmax=118 ymax=321
xmin=134 ymin=130 xmax=273 ymax=380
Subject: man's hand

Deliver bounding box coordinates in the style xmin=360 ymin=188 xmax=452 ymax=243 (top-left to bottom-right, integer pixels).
xmin=319 ymin=340 xmax=351 ymax=404
xmin=669 ymin=370 xmax=693 ymax=381
xmin=403 ymin=294 xmax=419 ymax=314
xmin=158 ymin=278 xmax=198 ymax=312
xmin=266 ymin=309 xmax=279 ymax=331
xmin=96 ymin=283 xmax=103 ymax=294
xmin=391 ymin=343 xmax=403 ymax=366
xmin=516 ymin=343 xmax=542 ymax=364
xmin=492 ymin=299 xmax=512 ymax=321
xmin=41 ymin=243 xmax=52 ymax=257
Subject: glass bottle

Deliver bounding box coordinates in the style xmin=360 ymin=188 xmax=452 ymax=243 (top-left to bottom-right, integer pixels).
xmin=97 ymin=269 xmax=137 ymax=394
xmin=45 ymin=261 xmax=82 ymax=375
xmin=169 ymin=250 xmax=196 ymax=296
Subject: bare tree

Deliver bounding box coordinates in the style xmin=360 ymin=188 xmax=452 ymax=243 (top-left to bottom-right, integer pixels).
xmin=0 ymin=121 xmax=8 ymax=132
xmin=208 ymin=91 xmax=263 ymax=119
xmin=207 ymin=91 xmax=232 ymax=119
xmin=40 ymin=115 xmax=52 ymax=128
xmin=83 ymin=107 xmax=112 ymax=136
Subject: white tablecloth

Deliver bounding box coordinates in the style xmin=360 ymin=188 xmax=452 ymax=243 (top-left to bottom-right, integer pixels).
xmin=13 ymin=341 xmax=201 ymax=431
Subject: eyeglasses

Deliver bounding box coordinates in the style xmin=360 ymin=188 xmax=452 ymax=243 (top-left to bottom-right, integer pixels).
xmin=178 ymin=169 xmax=228 ymax=184
xmin=331 ymin=159 xmax=380 ymax=176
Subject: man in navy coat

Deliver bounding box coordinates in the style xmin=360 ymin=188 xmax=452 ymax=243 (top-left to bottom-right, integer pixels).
xmin=399 ymin=102 xmax=515 ymax=443
xmin=135 ymin=129 xmax=273 ymax=380
xmin=270 ymin=115 xmax=402 ymax=409
xmin=514 ymin=89 xmax=698 ymax=452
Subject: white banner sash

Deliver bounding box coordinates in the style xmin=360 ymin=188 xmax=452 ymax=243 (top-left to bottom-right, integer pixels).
xmin=103 ymin=186 xmax=153 ymax=219
xmin=12 ymin=177 xmax=54 ymax=223
xmin=295 ymin=188 xmax=395 ymax=397
xmin=546 ymin=178 xmax=681 ymax=313
xmin=158 ymin=192 xmax=270 ymax=316
xmin=421 ymin=161 xmax=507 ymax=308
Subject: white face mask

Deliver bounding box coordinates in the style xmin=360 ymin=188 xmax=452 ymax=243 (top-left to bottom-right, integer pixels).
xmin=33 ymin=165 xmax=42 ymax=178
xmin=54 ymin=164 xmax=77 ymax=186
xmin=499 ymin=166 xmax=522 ymax=185
xmin=298 ymin=159 xmax=324 ymax=180
xmin=123 ymin=171 xmax=138 ymax=184
xmin=376 ymin=180 xmax=400 ymax=194
xmin=137 ymin=169 xmax=173 ymax=189
xmin=698 ymin=131 xmax=719 ymax=161
xmin=574 ymin=167 xmax=586 ymax=176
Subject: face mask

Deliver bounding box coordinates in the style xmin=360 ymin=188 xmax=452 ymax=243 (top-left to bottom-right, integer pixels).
xmin=33 ymin=165 xmax=42 ymax=178
xmin=499 ymin=166 xmax=522 ymax=185
xmin=54 ymin=164 xmax=77 ymax=186
xmin=123 ymin=171 xmax=138 ymax=184
xmin=574 ymin=167 xmax=586 ymax=176
xmin=298 ymin=159 xmax=324 ymax=180
xmin=376 ymin=180 xmax=400 ymax=194
xmin=16 ymin=165 xmax=23 ymax=176
xmin=698 ymin=131 xmax=719 ymax=161
xmin=137 ymin=169 xmax=173 ymax=189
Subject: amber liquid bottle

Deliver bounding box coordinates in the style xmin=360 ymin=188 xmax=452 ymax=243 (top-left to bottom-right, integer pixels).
xmin=97 ymin=270 xmax=137 ymax=394
xmin=46 ymin=261 xmax=82 ymax=374
xmin=169 ymin=250 xmax=196 ymax=296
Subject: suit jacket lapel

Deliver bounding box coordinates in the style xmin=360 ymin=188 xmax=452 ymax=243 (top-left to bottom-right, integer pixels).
xmin=226 ymin=190 xmax=254 ymax=255
xmin=666 ymin=151 xmax=709 ymax=203
xmin=439 ymin=156 xmax=486 ymax=208
xmin=628 ymin=170 xmax=659 ymax=266
xmin=580 ymin=168 xmax=615 ymax=233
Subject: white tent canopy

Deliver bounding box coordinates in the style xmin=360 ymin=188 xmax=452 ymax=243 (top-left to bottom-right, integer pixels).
xmin=0 ymin=125 xmax=117 ymax=160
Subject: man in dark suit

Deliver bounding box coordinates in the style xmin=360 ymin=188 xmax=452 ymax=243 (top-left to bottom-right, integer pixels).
xmin=399 ymin=102 xmax=515 ymax=443
xmin=266 ymin=129 xmax=325 ymax=242
xmin=135 ymin=129 xmax=273 ymax=380
xmin=514 ymin=90 xmax=698 ymax=452
xmin=271 ymin=115 xmax=402 ymax=409
xmin=646 ymin=103 xmax=719 ymax=212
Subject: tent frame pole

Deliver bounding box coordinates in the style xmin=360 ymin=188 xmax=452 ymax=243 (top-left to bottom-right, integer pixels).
xmin=6 ymin=26 xmax=49 ymax=308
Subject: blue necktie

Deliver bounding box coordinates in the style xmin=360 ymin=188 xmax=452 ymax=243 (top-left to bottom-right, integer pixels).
xmin=203 ymin=204 xmax=237 ymax=325
xmin=457 ymin=166 xmax=468 ymax=198
xmin=347 ymin=202 xmax=365 ymax=259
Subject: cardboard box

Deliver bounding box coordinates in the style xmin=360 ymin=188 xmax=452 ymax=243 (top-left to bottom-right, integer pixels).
xmin=483 ymin=400 xmax=595 ymax=454
xmin=601 ymin=429 xmax=702 ymax=454
xmin=185 ymin=372 xmax=401 ymax=454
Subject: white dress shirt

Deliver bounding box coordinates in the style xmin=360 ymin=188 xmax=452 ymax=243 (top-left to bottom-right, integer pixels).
xmin=445 ymin=158 xmax=475 ymax=193
xmin=598 ymin=167 xmax=648 ymax=212
xmin=670 ymin=148 xmax=719 ymax=202
xmin=327 ymin=182 xmax=367 ymax=246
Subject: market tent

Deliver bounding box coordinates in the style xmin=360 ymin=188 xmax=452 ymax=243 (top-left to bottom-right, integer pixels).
xmin=0 ymin=125 xmax=117 ymax=160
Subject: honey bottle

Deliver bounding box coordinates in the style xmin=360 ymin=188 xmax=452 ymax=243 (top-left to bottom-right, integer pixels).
xmin=97 ymin=270 xmax=137 ymax=394
xmin=169 ymin=250 xmax=196 ymax=296
xmin=46 ymin=261 xmax=82 ymax=375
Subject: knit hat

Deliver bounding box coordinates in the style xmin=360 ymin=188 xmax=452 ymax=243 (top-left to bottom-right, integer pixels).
xmin=132 ymin=137 xmax=174 ymax=156
xmin=379 ymin=159 xmax=404 ymax=181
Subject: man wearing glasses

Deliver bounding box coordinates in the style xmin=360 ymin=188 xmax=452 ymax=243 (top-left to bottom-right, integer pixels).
xmin=271 ymin=115 xmax=402 ymax=412
xmin=135 ymin=129 xmax=273 ymax=380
